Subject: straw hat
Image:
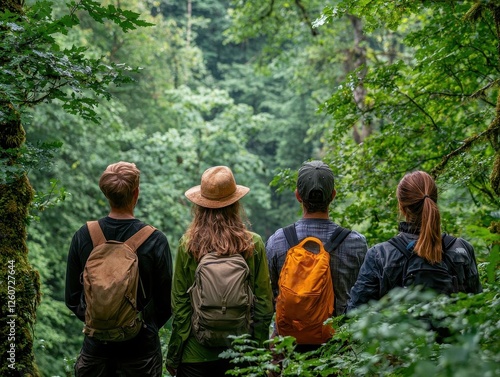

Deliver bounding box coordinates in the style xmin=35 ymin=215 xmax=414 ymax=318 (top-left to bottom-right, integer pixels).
xmin=185 ymin=166 xmax=250 ymax=209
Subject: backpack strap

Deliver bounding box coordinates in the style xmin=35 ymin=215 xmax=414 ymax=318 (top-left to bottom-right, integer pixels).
xmin=441 ymin=234 xmax=461 ymax=291
xmin=324 ymin=227 xmax=351 ymax=253
xmin=441 ymin=234 xmax=457 ymax=267
xmin=442 ymin=234 xmax=457 ymax=251
xmin=125 ymin=225 xmax=156 ymax=304
xmin=388 ymin=236 xmax=413 ymax=259
xmin=389 ymin=234 xmax=458 ymax=259
xmin=86 ymin=221 xmax=156 ymax=253
xmin=283 ymin=223 xmax=300 ymax=248
xmin=124 ymin=225 xmax=156 ymax=253
xmin=87 ymin=221 xmax=107 ymax=248
xmin=283 ymin=223 xmax=351 ymax=253
xmin=388 ymin=236 xmax=415 ymax=288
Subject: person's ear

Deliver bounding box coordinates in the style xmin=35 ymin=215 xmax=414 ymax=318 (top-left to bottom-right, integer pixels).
xmin=331 ymin=189 xmax=337 ymax=201
xmin=295 ymin=189 xmax=302 ymax=203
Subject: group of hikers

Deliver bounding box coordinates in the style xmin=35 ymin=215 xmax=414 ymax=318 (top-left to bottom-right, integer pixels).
xmin=64 ymin=160 xmax=483 ymax=377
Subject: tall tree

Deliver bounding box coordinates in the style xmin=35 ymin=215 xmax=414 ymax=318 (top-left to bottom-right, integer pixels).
xmin=0 ymin=1 xmax=151 ymax=374
xmin=1 ymin=1 xmax=41 ymax=374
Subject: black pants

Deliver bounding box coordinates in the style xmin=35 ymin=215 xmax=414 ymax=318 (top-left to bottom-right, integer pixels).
xmin=74 ymin=347 xmax=162 ymax=376
xmin=177 ymin=359 xmax=232 ymax=377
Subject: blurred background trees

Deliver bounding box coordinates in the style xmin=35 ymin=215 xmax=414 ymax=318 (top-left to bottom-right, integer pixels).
xmin=1 ymin=0 xmax=498 ymax=375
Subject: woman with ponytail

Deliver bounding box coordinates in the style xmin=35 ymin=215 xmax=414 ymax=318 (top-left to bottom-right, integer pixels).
xmin=347 ymin=171 xmax=482 ymax=311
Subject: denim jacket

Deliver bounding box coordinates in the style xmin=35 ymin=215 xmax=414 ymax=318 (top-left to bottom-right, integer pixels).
xmin=347 ymin=222 xmax=482 ymax=312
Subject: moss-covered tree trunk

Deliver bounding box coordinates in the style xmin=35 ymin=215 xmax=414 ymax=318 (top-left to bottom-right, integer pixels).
xmin=1 ymin=1 xmax=42 ymax=376
xmin=490 ymin=5 xmax=500 ymax=198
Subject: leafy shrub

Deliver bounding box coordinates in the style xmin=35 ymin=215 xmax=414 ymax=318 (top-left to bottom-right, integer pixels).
xmin=224 ymin=282 xmax=500 ymax=376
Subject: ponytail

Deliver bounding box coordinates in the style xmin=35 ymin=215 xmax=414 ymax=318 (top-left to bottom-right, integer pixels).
xmin=416 ymin=197 xmax=442 ymax=263
xmin=397 ymin=171 xmax=442 ymax=264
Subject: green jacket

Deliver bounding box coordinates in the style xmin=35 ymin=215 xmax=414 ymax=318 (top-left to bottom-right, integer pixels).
xmin=166 ymin=232 xmax=274 ymax=368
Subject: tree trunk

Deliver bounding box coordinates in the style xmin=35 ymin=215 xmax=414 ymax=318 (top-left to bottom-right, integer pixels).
xmin=490 ymin=5 xmax=500 ymax=197
xmin=187 ymin=0 xmax=192 ymax=47
xmin=346 ymin=15 xmax=372 ymax=144
xmin=1 ymin=1 xmax=42 ymax=376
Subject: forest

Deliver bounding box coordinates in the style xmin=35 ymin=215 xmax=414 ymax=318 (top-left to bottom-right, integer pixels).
xmin=0 ymin=0 xmax=499 ymax=376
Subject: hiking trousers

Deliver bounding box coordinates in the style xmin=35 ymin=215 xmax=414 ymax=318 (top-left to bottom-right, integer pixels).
xmin=176 ymin=359 xmax=232 ymax=377
xmin=74 ymin=346 xmax=162 ymax=377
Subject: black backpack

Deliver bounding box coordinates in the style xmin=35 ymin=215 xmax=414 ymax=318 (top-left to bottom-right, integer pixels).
xmin=388 ymin=234 xmax=463 ymax=295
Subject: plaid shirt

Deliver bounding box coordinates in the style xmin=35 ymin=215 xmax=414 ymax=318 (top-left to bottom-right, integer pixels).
xmin=266 ymin=218 xmax=368 ymax=316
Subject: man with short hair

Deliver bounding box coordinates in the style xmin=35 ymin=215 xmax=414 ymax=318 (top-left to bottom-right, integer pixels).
xmin=266 ymin=160 xmax=368 ymax=349
xmin=65 ymin=161 xmax=173 ymax=376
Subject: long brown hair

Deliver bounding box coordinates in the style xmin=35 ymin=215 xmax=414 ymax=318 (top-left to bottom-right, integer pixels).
xmin=397 ymin=171 xmax=442 ymax=264
xmin=185 ymin=201 xmax=254 ymax=262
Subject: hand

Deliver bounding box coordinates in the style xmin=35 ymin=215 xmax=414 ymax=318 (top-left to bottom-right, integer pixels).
xmin=166 ymin=366 xmax=177 ymax=376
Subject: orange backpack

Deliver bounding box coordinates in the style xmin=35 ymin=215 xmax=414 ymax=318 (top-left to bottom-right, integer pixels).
xmin=275 ymin=225 xmax=350 ymax=344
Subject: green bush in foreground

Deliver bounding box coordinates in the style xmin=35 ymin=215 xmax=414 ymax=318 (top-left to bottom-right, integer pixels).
xmin=223 ymin=283 xmax=500 ymax=377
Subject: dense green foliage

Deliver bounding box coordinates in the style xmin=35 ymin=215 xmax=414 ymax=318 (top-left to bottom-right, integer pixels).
xmin=318 ymin=1 xmax=500 ymax=242
xmin=221 ymin=0 xmax=500 ymax=376
xmin=0 ymin=0 xmax=498 ymax=375
xmin=224 ymin=282 xmax=500 ymax=376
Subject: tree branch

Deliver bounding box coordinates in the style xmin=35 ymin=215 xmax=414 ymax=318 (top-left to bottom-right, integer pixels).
xmin=259 ymin=0 xmax=275 ymax=21
xmin=470 ymin=78 xmax=500 ymax=101
xmin=431 ymin=119 xmax=500 ymax=177
xmin=294 ymin=0 xmax=319 ymax=36
xmin=399 ymin=91 xmax=440 ymax=130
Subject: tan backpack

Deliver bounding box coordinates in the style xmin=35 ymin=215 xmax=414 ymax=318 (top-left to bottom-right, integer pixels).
xmin=188 ymin=253 xmax=254 ymax=347
xmin=83 ymin=221 xmax=155 ymax=342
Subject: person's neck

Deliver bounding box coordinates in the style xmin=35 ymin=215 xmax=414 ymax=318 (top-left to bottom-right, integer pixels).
xmin=302 ymin=211 xmax=329 ymax=220
xmin=108 ymin=208 xmax=135 ymax=220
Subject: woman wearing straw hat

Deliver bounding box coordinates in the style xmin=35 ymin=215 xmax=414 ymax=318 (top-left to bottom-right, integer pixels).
xmin=166 ymin=166 xmax=274 ymax=377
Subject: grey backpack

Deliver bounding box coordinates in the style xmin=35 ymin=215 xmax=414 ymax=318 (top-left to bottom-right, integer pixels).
xmin=188 ymin=253 xmax=254 ymax=347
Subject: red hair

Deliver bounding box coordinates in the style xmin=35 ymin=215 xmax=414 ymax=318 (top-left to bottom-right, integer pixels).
xmin=397 ymin=171 xmax=442 ymax=264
